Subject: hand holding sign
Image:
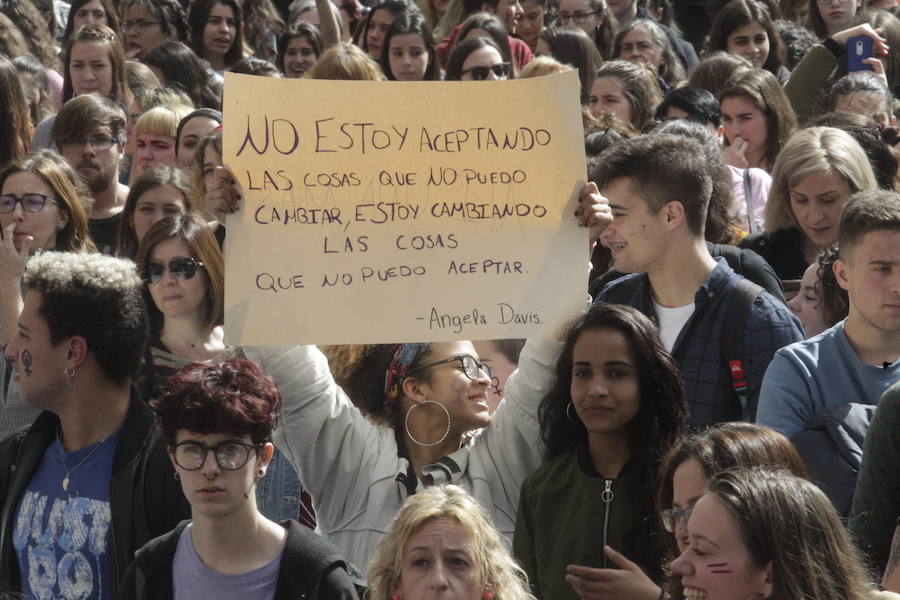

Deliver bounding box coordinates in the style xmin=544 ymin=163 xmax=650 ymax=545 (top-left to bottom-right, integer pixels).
xmin=223 ymin=73 xmax=587 ymax=345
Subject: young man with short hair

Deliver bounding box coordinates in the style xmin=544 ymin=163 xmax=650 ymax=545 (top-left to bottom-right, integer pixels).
xmin=0 ymin=252 xmax=188 ymax=599
xmin=53 ymin=94 xmax=130 ymax=254
xmin=757 ymin=190 xmax=900 ymax=437
xmin=592 ymin=134 xmax=803 ymax=428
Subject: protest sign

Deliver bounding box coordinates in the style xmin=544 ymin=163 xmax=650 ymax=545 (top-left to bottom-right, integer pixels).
xmin=223 ymin=71 xmax=587 ymax=345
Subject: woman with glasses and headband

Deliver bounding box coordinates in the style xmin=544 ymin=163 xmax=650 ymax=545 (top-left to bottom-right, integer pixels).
xmin=0 ymin=151 xmax=95 ymax=439
xmin=656 ymin=423 xmax=807 ymax=600
xmin=513 ymin=303 xmax=686 ymax=600
xmin=446 ymin=36 xmax=513 ymax=80
xmin=120 ymin=357 xmax=358 ymax=599
xmin=121 ymin=0 xmax=190 ymax=60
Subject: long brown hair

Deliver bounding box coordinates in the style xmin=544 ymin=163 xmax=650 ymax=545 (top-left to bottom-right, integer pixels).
xmin=0 ymin=57 xmax=32 ymax=167
xmin=709 ymin=468 xmax=873 ymax=600
xmin=136 ymin=213 xmax=224 ymax=336
xmin=656 ymin=423 xmax=807 ymax=600
xmin=0 ymin=151 xmax=96 ymax=253
xmin=719 ymin=68 xmax=797 ymax=171
xmin=62 ymin=24 xmax=132 ymax=106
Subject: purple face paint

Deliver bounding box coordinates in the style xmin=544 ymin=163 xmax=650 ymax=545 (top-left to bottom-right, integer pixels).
xmin=21 ymin=349 xmax=33 ymax=377
xmin=707 ymin=562 xmax=733 ymax=573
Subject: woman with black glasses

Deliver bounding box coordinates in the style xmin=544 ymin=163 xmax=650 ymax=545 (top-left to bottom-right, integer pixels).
xmin=121 ymin=357 xmax=358 ymax=599
xmin=445 ymin=36 xmax=513 ymax=80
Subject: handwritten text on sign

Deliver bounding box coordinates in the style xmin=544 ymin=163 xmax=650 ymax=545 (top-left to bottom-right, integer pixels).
xmin=223 ymin=72 xmax=586 ymax=345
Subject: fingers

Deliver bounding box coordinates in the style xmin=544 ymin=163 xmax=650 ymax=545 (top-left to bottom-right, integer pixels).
xmin=1 ymin=222 xmax=14 ymax=245
xmin=603 ymin=545 xmax=639 ymax=571
xmin=832 ymin=24 xmax=887 ymax=48
xmin=863 ymin=57 xmax=888 ymax=83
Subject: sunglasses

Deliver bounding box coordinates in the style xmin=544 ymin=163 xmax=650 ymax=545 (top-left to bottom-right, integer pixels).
xmin=461 ymin=62 xmax=511 ymax=81
xmin=145 ymin=257 xmax=204 ymax=284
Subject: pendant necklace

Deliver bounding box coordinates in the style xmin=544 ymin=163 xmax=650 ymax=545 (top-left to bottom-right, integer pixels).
xmin=57 ymin=427 xmax=112 ymax=492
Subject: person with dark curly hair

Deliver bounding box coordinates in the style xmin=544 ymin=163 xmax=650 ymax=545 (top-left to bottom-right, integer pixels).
xmin=121 ymin=0 xmax=190 ymax=59
xmin=514 ymin=303 xmax=687 ymax=600
xmin=120 ymin=357 xmax=358 ymax=599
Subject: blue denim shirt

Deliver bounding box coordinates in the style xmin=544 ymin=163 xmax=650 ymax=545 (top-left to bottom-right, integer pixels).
xmin=595 ymin=258 xmax=804 ymax=428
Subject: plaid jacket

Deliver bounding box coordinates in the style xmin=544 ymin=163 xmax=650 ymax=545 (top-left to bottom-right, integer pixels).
xmin=595 ymin=258 xmax=804 ymax=428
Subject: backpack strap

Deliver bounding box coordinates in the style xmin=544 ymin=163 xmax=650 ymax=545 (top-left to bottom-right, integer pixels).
xmin=723 ymin=277 xmax=764 ymax=421
xmin=742 ymin=169 xmax=758 ymax=235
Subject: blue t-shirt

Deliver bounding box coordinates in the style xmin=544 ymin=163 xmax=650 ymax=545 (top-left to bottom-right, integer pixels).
xmin=13 ymin=430 xmax=120 ymax=600
xmin=173 ymin=522 xmax=282 ymax=600
xmin=758 ymin=320 xmax=900 ymax=437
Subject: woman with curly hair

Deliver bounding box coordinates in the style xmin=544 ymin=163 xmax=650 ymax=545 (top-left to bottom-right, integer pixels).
xmin=121 ymin=0 xmax=190 ymax=59
xmin=514 ymin=303 xmax=687 ymax=600
xmin=369 ymin=485 xmax=535 ymax=600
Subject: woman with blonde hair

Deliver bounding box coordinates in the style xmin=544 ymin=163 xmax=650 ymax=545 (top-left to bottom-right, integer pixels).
xmin=368 ymin=485 xmax=535 ymax=600
xmin=308 ymin=41 xmax=387 ymax=80
xmin=130 ymin=103 xmax=194 ymax=183
xmin=740 ymin=126 xmax=878 ymax=280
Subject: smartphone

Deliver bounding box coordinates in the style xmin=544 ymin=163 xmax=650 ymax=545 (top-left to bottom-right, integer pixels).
xmin=847 ymin=36 xmax=874 ymax=72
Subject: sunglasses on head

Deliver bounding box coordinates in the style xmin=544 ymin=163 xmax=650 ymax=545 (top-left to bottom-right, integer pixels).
xmin=462 ymin=62 xmax=511 ymax=81
xmin=145 ymin=257 xmax=204 ymax=284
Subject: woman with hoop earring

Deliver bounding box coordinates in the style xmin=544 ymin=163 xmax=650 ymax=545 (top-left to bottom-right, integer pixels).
xmin=240 ymin=337 xmax=563 ymax=581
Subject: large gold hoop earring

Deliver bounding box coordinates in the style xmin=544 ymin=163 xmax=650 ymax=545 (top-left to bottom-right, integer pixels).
xmin=405 ymin=401 xmax=451 ymax=447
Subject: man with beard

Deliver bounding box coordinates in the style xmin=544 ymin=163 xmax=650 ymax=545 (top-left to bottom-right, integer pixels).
xmin=53 ymin=95 xmax=129 ymax=255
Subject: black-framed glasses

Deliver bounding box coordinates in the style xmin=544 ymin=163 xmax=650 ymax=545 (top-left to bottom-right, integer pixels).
xmin=461 ymin=62 xmax=511 ymax=81
xmin=61 ymin=135 xmax=118 ymax=152
xmin=122 ymin=18 xmax=161 ymax=31
xmin=408 ymin=354 xmax=492 ymax=381
xmin=659 ymin=506 xmax=693 ymax=533
xmin=170 ymin=440 xmax=261 ymax=471
xmin=145 ymin=257 xmax=204 ymax=284
xmin=0 ymin=194 xmax=59 ymax=214
xmin=558 ymin=10 xmax=597 ymax=24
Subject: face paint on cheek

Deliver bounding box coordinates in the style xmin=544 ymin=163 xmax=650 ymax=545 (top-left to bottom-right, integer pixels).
xmin=707 ymin=562 xmax=734 ymax=573
xmin=490 ymin=376 xmax=502 ymax=396
xmin=21 ymin=349 xmax=33 ymax=377
xmin=450 ymin=378 xmax=467 ymax=403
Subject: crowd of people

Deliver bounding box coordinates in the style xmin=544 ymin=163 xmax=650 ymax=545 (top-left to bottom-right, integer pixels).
xmin=0 ymin=0 xmax=898 ymax=598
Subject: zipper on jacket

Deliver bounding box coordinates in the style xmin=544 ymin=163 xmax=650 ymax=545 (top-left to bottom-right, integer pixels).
xmin=600 ymin=479 xmax=614 ymax=568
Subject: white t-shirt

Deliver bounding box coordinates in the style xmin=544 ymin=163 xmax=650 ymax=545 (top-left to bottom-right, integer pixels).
xmin=653 ymin=300 xmax=695 ymax=352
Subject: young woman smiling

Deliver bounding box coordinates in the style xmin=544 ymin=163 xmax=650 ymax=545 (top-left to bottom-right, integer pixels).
xmin=672 ymin=468 xmax=891 ymax=600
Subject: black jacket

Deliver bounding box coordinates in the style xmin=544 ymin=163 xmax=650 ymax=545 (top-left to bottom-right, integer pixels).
xmin=120 ymin=519 xmax=360 ymax=600
xmin=739 ymin=227 xmax=808 ymax=282
xmin=0 ymin=389 xmax=189 ymax=596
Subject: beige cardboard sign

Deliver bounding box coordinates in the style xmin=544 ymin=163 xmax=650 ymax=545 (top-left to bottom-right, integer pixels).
xmin=223 ymin=71 xmax=587 ymax=345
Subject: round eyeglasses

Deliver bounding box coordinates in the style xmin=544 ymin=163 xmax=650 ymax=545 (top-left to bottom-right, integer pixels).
xmin=0 ymin=193 xmax=59 ymax=214
xmin=407 ymin=354 xmax=492 ymax=381
xmin=170 ymin=440 xmax=261 ymax=471
xmin=659 ymin=506 xmax=693 ymax=533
